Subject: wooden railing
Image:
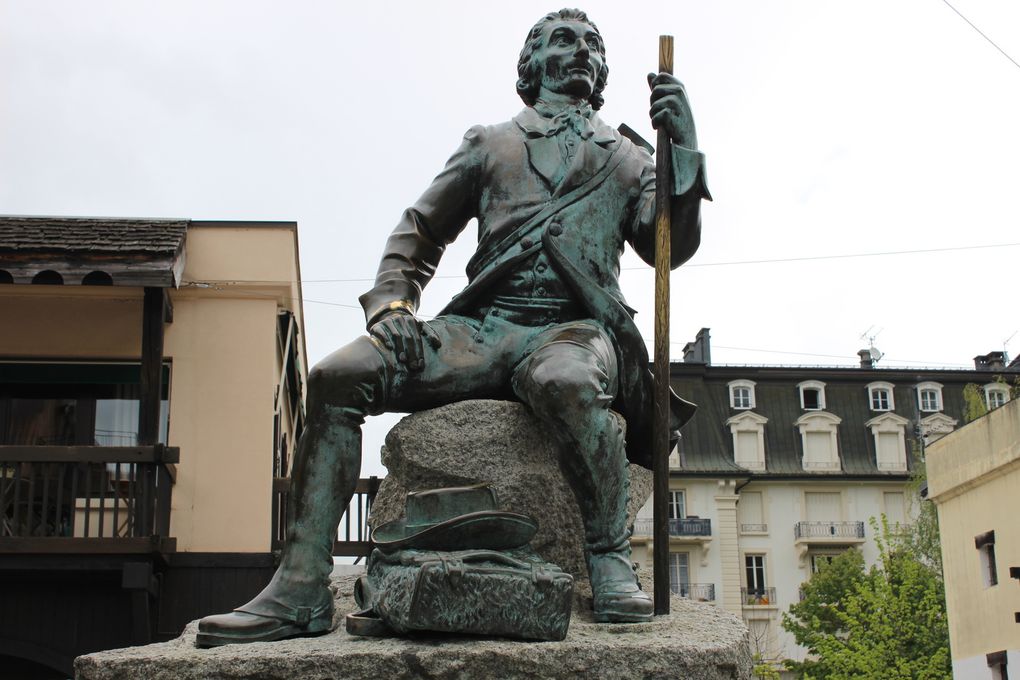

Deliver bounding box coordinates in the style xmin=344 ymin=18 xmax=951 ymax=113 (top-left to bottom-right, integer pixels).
xmin=0 ymin=444 xmax=178 ymax=553
xmin=272 ymin=476 xmax=381 ymax=557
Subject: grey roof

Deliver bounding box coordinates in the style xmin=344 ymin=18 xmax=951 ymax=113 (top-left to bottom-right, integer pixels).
xmin=669 ymin=363 xmax=1018 ymax=478
xmin=0 ymin=216 xmax=188 ymax=287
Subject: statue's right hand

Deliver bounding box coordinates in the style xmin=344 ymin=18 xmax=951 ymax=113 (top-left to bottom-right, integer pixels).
xmin=369 ymin=310 xmax=440 ymax=372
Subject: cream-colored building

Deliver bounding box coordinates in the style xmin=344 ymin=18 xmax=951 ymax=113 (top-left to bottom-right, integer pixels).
xmin=0 ymin=216 xmax=307 ymax=676
xmin=631 ymin=330 xmax=1016 ymax=676
xmin=928 ymin=396 xmax=1020 ymax=679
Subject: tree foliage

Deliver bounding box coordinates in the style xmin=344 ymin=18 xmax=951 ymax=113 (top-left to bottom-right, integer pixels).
xmin=782 ymin=519 xmax=951 ymax=679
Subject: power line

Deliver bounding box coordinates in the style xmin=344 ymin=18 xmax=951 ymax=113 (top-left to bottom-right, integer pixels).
xmin=940 ymin=0 xmax=1020 ymax=72
xmin=186 ymin=282 xmax=978 ymax=368
xmin=295 ymin=241 xmax=1020 ymax=284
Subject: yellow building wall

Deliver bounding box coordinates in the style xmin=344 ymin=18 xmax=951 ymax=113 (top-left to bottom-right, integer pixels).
xmin=164 ymin=294 xmax=278 ymax=552
xmin=928 ymin=399 xmax=1020 ymax=665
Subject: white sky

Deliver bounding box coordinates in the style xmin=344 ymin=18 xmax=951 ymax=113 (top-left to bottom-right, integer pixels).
xmin=2 ymin=1 xmax=1018 ymax=476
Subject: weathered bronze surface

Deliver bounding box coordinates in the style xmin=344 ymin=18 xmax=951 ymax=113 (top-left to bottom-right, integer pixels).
xmin=348 ymin=486 xmax=573 ymax=641
xmin=197 ymin=7 xmax=709 ymax=646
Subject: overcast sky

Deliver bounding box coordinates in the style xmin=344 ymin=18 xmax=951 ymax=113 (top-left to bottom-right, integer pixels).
xmin=2 ymin=1 xmax=1018 ymax=475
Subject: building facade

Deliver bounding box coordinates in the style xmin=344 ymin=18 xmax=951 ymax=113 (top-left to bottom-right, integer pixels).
xmin=631 ymin=329 xmax=1017 ymax=674
xmin=0 ymin=217 xmax=307 ymax=678
xmin=927 ymin=396 xmax=1020 ymax=679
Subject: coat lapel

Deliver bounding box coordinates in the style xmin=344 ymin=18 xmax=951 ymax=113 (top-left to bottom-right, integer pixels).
xmin=515 ymin=108 xmax=620 ymax=195
xmin=553 ymin=115 xmax=618 ymax=198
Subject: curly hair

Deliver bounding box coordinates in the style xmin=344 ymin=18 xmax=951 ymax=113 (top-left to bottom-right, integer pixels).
xmin=516 ymin=8 xmax=608 ymax=110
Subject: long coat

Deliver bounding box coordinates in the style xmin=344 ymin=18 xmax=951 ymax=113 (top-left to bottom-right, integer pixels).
xmin=359 ymin=107 xmax=710 ymax=469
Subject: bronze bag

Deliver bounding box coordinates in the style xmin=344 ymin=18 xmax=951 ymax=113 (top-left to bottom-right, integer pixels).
xmin=349 ymin=548 xmax=573 ymax=641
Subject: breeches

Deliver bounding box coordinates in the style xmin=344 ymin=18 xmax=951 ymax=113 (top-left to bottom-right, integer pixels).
xmin=306 ymin=309 xmax=619 ymax=429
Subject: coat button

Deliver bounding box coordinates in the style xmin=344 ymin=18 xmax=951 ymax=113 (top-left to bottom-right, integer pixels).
xmin=536 ymin=263 xmax=547 ymax=273
xmin=521 ymin=237 xmax=534 ymax=249
xmin=549 ymin=224 xmax=563 ymax=237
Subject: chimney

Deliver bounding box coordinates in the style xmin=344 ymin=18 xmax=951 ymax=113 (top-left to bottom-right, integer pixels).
xmin=858 ymin=349 xmax=874 ymax=369
xmin=683 ymin=328 xmax=712 ymax=365
xmin=974 ymin=352 xmax=1007 ymax=371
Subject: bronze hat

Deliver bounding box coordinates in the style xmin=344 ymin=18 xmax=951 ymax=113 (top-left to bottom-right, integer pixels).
xmin=371 ymin=484 xmax=538 ymax=552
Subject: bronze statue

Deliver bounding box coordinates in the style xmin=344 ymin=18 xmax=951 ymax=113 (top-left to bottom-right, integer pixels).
xmin=198 ymin=7 xmax=709 ymax=646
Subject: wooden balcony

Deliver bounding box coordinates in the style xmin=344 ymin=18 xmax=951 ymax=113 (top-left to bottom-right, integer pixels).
xmin=0 ymin=444 xmax=178 ymax=554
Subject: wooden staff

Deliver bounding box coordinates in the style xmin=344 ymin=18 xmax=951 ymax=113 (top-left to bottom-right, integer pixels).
xmin=652 ymin=34 xmax=674 ymax=617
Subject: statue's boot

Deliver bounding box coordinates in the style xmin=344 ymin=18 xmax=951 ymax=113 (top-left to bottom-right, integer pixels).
xmin=196 ymin=407 xmax=361 ymax=646
xmin=563 ymin=410 xmax=653 ymax=623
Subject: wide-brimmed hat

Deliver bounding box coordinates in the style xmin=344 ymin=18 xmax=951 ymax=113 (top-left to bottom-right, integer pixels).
xmin=371 ymin=484 xmax=537 ymax=552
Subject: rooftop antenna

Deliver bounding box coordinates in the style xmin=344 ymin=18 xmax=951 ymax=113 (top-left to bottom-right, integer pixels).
xmin=1003 ymin=330 xmax=1017 ymax=364
xmin=859 ymin=326 xmax=884 ymax=364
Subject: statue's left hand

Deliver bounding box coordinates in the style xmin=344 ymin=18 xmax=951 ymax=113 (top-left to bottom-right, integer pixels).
xmin=647 ymin=72 xmax=698 ymax=149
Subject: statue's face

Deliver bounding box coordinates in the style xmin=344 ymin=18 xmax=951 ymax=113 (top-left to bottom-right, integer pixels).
xmin=535 ymin=19 xmax=604 ymax=100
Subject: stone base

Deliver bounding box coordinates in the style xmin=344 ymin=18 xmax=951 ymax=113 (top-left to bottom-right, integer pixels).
xmin=75 ymin=573 xmax=753 ymax=680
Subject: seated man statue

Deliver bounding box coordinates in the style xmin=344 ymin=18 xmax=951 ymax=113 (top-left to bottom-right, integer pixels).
xmin=199 ymin=7 xmax=709 ymax=645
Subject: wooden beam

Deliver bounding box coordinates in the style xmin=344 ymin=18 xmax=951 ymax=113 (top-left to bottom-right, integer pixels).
xmin=139 ymin=287 xmax=165 ymax=448
xmin=0 ymin=536 xmax=171 ymax=554
xmin=0 ymin=445 xmax=179 ymax=464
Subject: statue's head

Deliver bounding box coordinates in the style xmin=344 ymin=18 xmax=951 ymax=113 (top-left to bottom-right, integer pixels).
xmin=517 ymin=8 xmax=608 ymax=110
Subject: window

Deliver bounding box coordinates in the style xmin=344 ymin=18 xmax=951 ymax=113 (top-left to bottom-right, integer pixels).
xmin=728 ymin=380 xmax=756 ymax=410
xmin=798 ymin=381 xmax=826 ymax=410
xmin=745 ymin=554 xmax=767 ymax=593
xmin=669 ymin=552 xmax=690 ymax=595
xmin=738 ymin=490 xmax=767 ymax=534
xmin=985 ymin=383 xmax=1010 ymax=411
xmin=0 ymin=362 xmax=170 ymax=446
xmin=668 ymin=490 xmax=686 ymax=520
xmin=810 ymin=552 xmax=840 ymax=573
xmin=883 ymin=492 xmax=906 ymax=527
xmin=866 ymin=381 xmax=895 ymax=411
xmin=865 ymin=412 xmax=910 ymax=472
xmin=976 ymin=531 xmax=998 ymax=587
xmin=916 ymin=382 xmax=943 ymax=412
xmin=795 ymin=411 xmax=841 ymax=471
xmin=805 ymin=492 xmax=842 ymax=522
xmin=726 ymin=411 xmax=768 ymax=471
xmin=987 ymin=651 xmax=1009 ymax=680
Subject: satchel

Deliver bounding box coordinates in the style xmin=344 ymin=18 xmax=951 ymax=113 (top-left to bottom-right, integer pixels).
xmin=349 ymin=547 xmax=573 ymax=641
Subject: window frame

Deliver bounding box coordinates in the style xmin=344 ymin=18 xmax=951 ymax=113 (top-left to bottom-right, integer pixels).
xmin=745 ymin=553 xmax=767 ymax=592
xmin=866 ymin=381 xmax=895 ymax=412
xmin=916 ymin=381 xmax=943 ymax=413
xmin=984 ymin=383 xmax=1010 ymax=411
xmin=798 ymin=380 xmax=827 ymax=411
xmin=728 ymin=379 xmax=756 ymax=410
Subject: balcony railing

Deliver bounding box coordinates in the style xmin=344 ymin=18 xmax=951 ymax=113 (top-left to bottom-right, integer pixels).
xmin=0 ymin=445 xmax=178 ymax=552
xmin=673 ymin=582 xmax=715 ymax=601
xmin=632 ymin=517 xmax=712 ymax=538
xmin=272 ymin=475 xmax=381 ymax=557
xmin=741 ymin=586 xmax=776 ymax=606
xmin=794 ymin=521 xmax=865 ymax=540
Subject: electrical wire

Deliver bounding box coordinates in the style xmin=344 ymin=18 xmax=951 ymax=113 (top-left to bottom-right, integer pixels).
xmin=940 ymin=0 xmax=1020 ymax=72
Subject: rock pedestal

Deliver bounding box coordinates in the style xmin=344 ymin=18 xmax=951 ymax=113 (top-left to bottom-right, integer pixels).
xmin=370 ymin=399 xmax=653 ymax=583
xmin=75 ymin=573 xmax=754 ymax=680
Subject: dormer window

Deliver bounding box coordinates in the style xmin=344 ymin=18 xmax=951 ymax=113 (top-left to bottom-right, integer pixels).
xmin=984 ymin=383 xmax=1010 ymax=411
xmin=867 ymin=381 xmax=895 ymax=412
xmin=798 ymin=381 xmax=826 ymax=411
xmin=728 ymin=380 xmax=756 ymax=410
xmin=916 ymin=382 xmax=943 ymax=412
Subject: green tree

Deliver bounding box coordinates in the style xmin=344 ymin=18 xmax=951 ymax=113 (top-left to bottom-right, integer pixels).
xmin=782 ymin=520 xmax=951 ymax=679
xmin=904 ymin=443 xmax=942 ymax=574
xmin=962 ymin=383 xmax=988 ymax=423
